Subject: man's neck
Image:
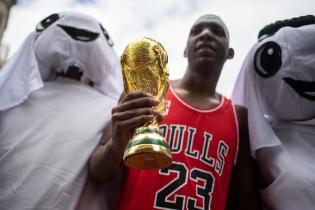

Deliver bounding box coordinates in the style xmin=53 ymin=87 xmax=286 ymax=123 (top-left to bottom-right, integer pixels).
xmin=170 ymin=69 xmax=222 ymax=109
xmin=182 ymin=68 xmax=219 ymax=95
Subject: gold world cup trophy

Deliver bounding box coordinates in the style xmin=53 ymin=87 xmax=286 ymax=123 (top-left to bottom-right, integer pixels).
xmin=120 ymin=37 xmax=172 ymax=169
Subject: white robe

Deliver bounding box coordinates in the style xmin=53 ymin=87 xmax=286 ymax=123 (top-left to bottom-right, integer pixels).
xmin=0 ymin=78 xmax=118 ymax=210
xmin=232 ymin=24 xmax=315 ymax=210
xmin=259 ymin=119 xmax=315 ymax=210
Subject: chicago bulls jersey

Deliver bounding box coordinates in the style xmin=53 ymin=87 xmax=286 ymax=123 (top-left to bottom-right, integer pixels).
xmin=118 ymin=86 xmax=239 ymax=210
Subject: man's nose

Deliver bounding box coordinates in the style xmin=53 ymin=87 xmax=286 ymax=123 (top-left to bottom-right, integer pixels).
xmin=200 ymin=28 xmax=213 ymax=40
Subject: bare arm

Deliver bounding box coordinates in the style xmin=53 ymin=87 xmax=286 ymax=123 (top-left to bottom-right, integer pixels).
xmin=226 ymin=105 xmax=262 ymax=210
xmin=89 ymin=92 xmax=162 ymax=182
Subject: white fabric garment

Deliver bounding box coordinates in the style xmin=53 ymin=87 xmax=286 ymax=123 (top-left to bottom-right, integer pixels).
xmin=0 ymin=78 xmax=118 ymax=210
xmin=232 ymin=24 xmax=315 ymax=210
xmin=0 ymin=12 xmax=123 ymax=210
xmin=0 ymin=11 xmax=123 ymax=111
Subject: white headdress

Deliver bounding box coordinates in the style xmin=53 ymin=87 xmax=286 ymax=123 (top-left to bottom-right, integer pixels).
xmin=0 ymin=11 xmax=123 ymax=111
xmin=232 ymin=24 xmax=315 ymax=157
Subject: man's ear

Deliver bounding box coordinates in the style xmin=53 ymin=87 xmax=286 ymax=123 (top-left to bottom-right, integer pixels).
xmin=227 ymin=48 xmax=234 ymax=59
xmin=184 ymin=47 xmax=187 ymax=57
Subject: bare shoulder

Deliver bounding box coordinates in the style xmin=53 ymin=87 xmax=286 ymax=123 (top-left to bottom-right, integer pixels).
xmin=234 ymin=104 xmax=248 ymax=131
xmin=230 ymin=105 xmax=262 ymax=210
xmin=233 ymin=104 xmax=249 ymax=152
xmin=234 ymin=104 xmax=248 ymax=119
xmin=169 ymin=79 xmax=181 ymax=86
xmin=170 ymin=79 xmax=184 ymax=93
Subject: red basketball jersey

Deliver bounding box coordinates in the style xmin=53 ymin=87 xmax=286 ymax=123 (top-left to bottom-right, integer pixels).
xmin=118 ymin=86 xmax=239 ymax=210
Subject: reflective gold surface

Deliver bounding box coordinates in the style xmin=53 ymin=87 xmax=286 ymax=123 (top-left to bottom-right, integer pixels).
xmin=121 ymin=37 xmax=172 ymax=169
xmin=124 ymin=143 xmax=172 ymax=169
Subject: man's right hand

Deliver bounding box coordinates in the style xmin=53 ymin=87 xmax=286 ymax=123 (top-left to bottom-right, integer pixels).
xmin=110 ymin=91 xmax=163 ymax=155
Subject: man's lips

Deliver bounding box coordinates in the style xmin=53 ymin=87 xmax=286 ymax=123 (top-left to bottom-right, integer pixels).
xmin=195 ymin=43 xmax=217 ymax=52
xmin=195 ymin=43 xmax=217 ymax=57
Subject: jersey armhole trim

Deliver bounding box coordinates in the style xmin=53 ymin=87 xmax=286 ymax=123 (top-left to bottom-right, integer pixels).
xmin=231 ymin=102 xmax=240 ymax=166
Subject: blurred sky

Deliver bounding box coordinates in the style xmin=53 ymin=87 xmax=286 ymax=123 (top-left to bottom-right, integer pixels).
xmin=2 ymin=0 xmax=315 ymax=97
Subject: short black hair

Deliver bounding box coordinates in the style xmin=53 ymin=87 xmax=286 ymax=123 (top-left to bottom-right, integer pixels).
xmin=258 ymin=15 xmax=315 ymax=40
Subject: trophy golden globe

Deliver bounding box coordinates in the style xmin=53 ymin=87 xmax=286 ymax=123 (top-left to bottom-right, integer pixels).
xmin=120 ymin=37 xmax=172 ymax=169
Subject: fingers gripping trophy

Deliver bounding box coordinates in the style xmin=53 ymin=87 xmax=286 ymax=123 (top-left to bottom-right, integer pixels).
xmin=120 ymin=37 xmax=172 ymax=169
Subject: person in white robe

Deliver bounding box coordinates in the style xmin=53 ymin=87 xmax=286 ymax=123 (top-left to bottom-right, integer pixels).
xmin=0 ymin=11 xmax=123 ymax=210
xmin=232 ymin=16 xmax=315 ymax=210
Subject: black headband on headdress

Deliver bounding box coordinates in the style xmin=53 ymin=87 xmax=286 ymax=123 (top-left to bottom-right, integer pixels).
xmin=258 ymin=15 xmax=315 ymax=40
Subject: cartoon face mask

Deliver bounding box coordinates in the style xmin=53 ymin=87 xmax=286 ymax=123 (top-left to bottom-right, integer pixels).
xmin=249 ymin=24 xmax=315 ymax=121
xmin=232 ymin=22 xmax=315 ymax=155
xmin=0 ymin=11 xmax=123 ymax=110
xmin=34 ymin=12 xmax=121 ymax=94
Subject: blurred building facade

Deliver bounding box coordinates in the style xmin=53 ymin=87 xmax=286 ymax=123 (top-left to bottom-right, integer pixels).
xmin=0 ymin=0 xmax=16 ymax=67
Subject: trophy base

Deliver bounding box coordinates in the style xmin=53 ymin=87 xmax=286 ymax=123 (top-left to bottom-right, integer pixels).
xmin=123 ymin=126 xmax=172 ymax=169
xmin=123 ymin=143 xmax=172 ymax=169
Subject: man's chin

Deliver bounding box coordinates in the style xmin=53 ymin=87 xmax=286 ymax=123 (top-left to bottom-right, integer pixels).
xmin=196 ymin=56 xmax=216 ymax=64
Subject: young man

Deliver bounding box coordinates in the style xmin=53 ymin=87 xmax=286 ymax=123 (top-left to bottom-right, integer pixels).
xmin=90 ymin=14 xmax=261 ymax=210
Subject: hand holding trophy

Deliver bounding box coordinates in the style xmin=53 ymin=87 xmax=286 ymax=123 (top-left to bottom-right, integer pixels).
xmin=120 ymin=37 xmax=172 ymax=169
